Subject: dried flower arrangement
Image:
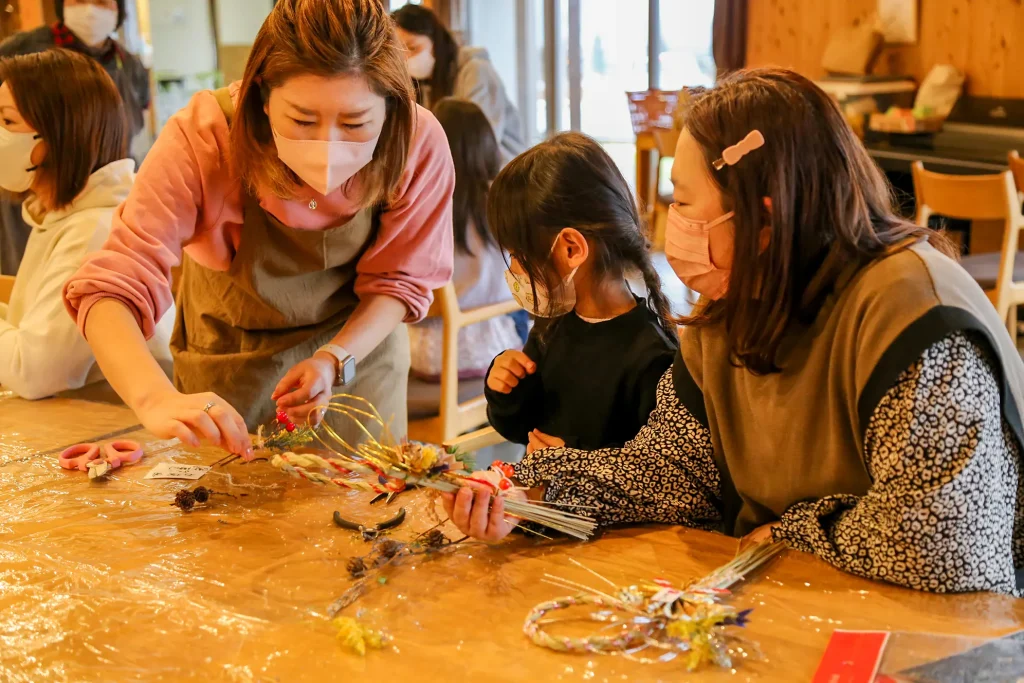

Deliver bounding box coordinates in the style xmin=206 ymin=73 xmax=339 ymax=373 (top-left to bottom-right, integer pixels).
xmin=267 ymin=394 xmax=597 ymax=540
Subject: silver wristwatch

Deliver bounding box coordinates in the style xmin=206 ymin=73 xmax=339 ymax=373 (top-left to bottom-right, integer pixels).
xmin=317 ymin=344 xmax=356 ymax=386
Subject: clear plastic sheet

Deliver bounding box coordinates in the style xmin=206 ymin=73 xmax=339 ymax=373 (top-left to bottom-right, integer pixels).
xmin=878 ymin=630 xmax=1024 ymax=681
xmin=2 ymin=395 xmax=1024 ymax=682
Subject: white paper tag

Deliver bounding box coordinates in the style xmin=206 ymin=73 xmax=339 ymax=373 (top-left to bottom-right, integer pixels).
xmin=144 ymin=463 xmax=211 ymax=480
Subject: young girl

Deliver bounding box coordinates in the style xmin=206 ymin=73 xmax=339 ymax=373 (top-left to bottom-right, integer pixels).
xmin=484 ymin=132 xmax=678 ymax=452
xmin=0 ymin=49 xmax=172 ymax=400
xmin=447 ymin=69 xmax=1024 ymax=598
xmin=408 ymin=98 xmax=523 ymax=382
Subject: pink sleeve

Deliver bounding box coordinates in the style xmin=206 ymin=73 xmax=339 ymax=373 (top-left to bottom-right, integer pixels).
xmin=355 ymin=106 xmax=455 ymax=323
xmin=63 ymin=90 xmax=234 ymax=339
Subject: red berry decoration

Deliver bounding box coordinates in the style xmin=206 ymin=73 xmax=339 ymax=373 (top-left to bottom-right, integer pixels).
xmin=276 ymin=411 xmax=288 ymax=423
xmin=286 ymin=423 xmax=296 ymax=433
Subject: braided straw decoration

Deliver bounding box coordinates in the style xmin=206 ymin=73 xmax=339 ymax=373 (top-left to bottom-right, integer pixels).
xmin=523 ymin=594 xmax=654 ymax=654
xmin=269 ymin=452 xmax=389 ymax=494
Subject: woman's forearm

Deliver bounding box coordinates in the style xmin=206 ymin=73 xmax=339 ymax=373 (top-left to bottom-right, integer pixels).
xmin=84 ymin=298 xmax=175 ymax=412
xmin=322 ymin=294 xmax=407 ymax=362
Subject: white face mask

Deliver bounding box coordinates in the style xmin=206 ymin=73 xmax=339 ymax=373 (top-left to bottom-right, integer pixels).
xmin=406 ymin=49 xmax=435 ymax=81
xmin=0 ymin=126 xmax=41 ymax=193
xmin=504 ymin=236 xmax=579 ymax=318
xmin=272 ymin=128 xmax=380 ymax=197
xmin=63 ymin=5 xmax=119 ymax=47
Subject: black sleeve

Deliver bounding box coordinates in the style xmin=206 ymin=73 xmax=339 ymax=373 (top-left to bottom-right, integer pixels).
xmin=484 ymin=332 xmax=543 ymax=445
xmin=0 ymin=33 xmax=28 ymax=58
xmin=0 ymin=32 xmax=37 ymax=68
xmin=628 ymin=346 xmax=675 ymax=432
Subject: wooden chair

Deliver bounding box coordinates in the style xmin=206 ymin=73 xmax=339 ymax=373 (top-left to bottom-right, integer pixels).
xmin=629 ymin=89 xmax=683 ymax=250
xmin=0 ymin=274 xmax=14 ymax=306
xmin=912 ymin=160 xmax=1024 ymax=340
xmin=636 ymin=128 xmax=680 ymax=250
xmin=407 ymin=283 xmax=521 ymax=446
xmin=1009 ymin=150 xmax=1024 ymax=194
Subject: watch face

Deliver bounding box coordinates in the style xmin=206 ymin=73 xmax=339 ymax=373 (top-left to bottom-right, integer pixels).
xmin=341 ymin=356 xmax=356 ymax=386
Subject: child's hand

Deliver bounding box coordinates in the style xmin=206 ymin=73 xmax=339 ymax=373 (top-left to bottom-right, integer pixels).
xmin=441 ymin=478 xmax=526 ymax=542
xmin=527 ymin=429 xmax=565 ymax=454
xmin=486 ymin=350 xmax=536 ymax=394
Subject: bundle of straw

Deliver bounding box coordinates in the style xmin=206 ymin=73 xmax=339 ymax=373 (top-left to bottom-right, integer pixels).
xmin=271 ymin=394 xmax=597 ymax=540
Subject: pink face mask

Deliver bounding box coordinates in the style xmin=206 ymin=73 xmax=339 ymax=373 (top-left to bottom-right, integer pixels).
xmin=272 ymin=127 xmax=380 ymax=197
xmin=665 ymin=204 xmax=734 ymax=300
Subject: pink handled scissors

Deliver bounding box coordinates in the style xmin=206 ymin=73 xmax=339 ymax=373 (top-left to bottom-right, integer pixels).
xmin=59 ymin=440 xmax=144 ymax=479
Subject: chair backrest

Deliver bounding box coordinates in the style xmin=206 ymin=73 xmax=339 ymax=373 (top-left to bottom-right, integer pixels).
xmin=1009 ymin=150 xmax=1024 ymax=195
xmin=0 ymin=274 xmax=14 ymax=306
xmin=912 ymin=161 xmax=1018 ymax=223
xmin=912 ymin=161 xmax=1024 ymax=315
xmin=410 ymin=282 xmax=522 ymax=444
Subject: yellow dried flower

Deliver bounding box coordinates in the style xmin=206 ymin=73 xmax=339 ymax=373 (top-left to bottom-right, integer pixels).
xmin=333 ymin=616 xmax=386 ymax=656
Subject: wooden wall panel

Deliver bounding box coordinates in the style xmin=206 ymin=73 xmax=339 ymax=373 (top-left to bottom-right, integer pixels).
xmin=747 ymin=0 xmax=1024 ymax=97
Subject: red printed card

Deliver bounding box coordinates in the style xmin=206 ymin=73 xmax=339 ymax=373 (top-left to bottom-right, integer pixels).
xmin=812 ymin=630 xmax=890 ymax=683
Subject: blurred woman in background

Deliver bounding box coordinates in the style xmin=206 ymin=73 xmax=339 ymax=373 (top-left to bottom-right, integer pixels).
xmin=393 ymin=4 xmax=525 ymax=165
xmin=408 ymin=98 xmax=523 ymax=382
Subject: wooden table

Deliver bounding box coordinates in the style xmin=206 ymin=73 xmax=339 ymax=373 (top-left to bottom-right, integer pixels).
xmin=2 ymin=394 xmax=1022 ymax=682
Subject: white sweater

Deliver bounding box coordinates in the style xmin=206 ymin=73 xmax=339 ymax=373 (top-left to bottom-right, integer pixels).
xmin=0 ymin=159 xmax=174 ymax=399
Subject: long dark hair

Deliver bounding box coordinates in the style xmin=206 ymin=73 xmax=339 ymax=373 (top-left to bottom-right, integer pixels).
xmin=679 ymin=68 xmax=952 ymax=374
xmin=392 ymin=4 xmax=459 ymax=105
xmin=433 ymin=98 xmax=499 ymax=255
xmin=487 ymin=132 xmax=676 ymax=341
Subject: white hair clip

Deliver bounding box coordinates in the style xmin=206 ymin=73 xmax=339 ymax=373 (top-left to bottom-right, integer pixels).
xmin=712 ymin=130 xmax=765 ymax=170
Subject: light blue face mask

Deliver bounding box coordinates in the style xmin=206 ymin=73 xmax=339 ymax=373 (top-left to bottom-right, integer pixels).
xmin=503 ymin=232 xmax=579 ymax=318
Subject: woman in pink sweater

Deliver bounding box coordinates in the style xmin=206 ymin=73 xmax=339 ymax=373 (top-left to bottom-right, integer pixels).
xmin=63 ymin=0 xmax=455 ymax=457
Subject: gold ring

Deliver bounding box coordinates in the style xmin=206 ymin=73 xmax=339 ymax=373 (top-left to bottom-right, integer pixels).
xmin=203 ymin=401 xmax=215 ymax=414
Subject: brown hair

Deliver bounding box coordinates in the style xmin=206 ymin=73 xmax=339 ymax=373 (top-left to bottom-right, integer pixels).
xmin=0 ymin=48 xmax=128 ymax=209
xmin=679 ymin=68 xmax=952 ymax=374
xmin=232 ymin=0 xmax=415 ymax=206
xmin=488 ymin=132 xmax=677 ymax=344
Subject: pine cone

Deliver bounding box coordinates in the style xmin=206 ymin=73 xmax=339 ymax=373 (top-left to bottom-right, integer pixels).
xmin=346 ymin=556 xmax=367 ymax=579
xmin=423 ymin=529 xmax=448 ymax=549
xmin=377 ymin=539 xmax=403 ymax=559
xmin=174 ymin=490 xmax=196 ymax=512
xmin=192 ymin=487 xmax=210 ymax=503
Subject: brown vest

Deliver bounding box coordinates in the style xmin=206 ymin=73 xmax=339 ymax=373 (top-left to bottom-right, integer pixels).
xmin=676 ymin=240 xmax=1024 ymax=536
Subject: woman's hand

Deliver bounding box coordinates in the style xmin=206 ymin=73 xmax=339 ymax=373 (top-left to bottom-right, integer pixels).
xmin=135 ymin=389 xmax=252 ymax=458
xmin=486 ymin=350 xmax=536 ymax=394
xmin=740 ymin=522 xmax=779 ymax=550
xmin=441 ymin=478 xmax=527 ymax=542
xmin=272 ymin=353 xmax=336 ymax=427
xmin=527 ymin=429 xmax=565 ymax=454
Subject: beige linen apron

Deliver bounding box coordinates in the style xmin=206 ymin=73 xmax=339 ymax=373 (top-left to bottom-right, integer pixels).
xmin=170 ymin=89 xmax=409 ymax=444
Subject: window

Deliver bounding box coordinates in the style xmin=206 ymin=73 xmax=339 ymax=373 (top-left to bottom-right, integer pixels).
xmin=464 ymin=0 xmax=716 ymax=185
xmin=656 ymin=0 xmax=716 ymax=91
